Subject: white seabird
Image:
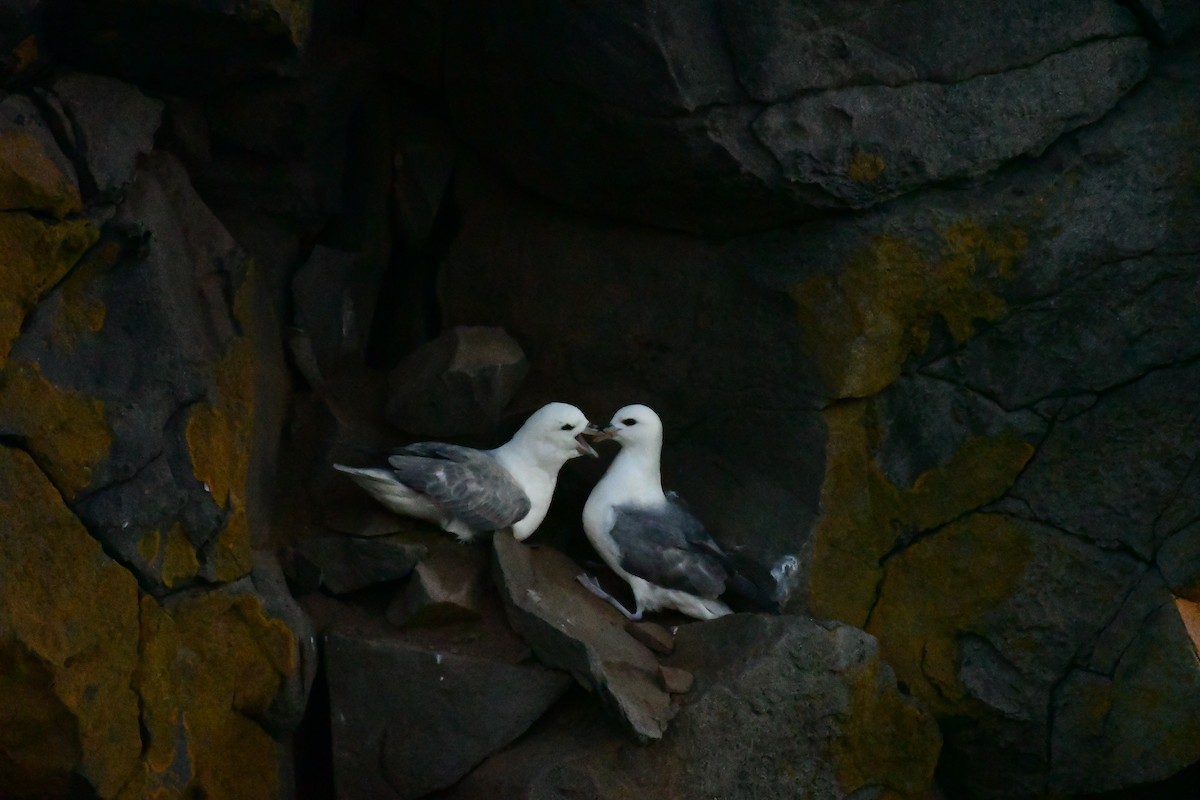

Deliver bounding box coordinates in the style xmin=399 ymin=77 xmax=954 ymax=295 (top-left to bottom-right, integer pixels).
xmin=335 ymin=402 xmax=597 ymax=542
xmin=580 ymin=403 xmax=781 ymax=621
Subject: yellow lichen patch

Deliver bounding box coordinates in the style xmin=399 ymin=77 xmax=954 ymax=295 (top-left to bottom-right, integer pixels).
xmin=848 ymin=149 xmax=886 ymax=182
xmin=1175 ymin=597 xmax=1200 ymax=654
xmin=136 ymin=590 xmax=296 ymax=800
xmin=807 ymin=401 xmax=1034 ymax=627
xmin=138 ymin=529 xmax=162 ymax=565
xmin=12 ymin=35 xmax=39 ymax=73
xmin=186 ymin=326 xmax=258 ymax=582
xmin=0 ymin=360 xmax=112 ymax=500
xmin=830 ymin=642 xmax=942 ymax=799
xmin=0 ymin=129 xmax=82 ymax=217
xmin=865 ymin=514 xmax=1034 ymax=717
xmin=791 ymin=220 xmax=1027 ymax=398
xmin=47 ymin=240 xmax=120 ymax=353
xmin=0 ymin=446 xmax=142 ymax=797
xmin=161 ymin=524 xmax=200 ymax=589
xmin=0 ymin=213 xmax=98 ymax=365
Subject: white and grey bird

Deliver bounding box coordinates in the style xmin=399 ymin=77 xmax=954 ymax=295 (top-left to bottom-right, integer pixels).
xmin=580 ymin=404 xmax=777 ymax=621
xmin=334 ymin=402 xmax=598 ymax=543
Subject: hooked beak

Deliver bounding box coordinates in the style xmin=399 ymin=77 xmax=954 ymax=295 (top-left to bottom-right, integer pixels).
xmin=574 ymin=432 xmax=599 ymax=458
xmin=584 ymin=422 xmax=615 ymax=442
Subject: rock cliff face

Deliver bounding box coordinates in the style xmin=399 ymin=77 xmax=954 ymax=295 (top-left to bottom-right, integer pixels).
xmin=1 ymin=1 xmax=1197 ymax=799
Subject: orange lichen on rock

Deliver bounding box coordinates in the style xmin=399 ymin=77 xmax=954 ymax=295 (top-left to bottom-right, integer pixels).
xmin=807 ymin=401 xmax=1033 ymax=627
xmin=848 ymin=149 xmax=886 ymax=182
xmin=186 ymin=276 xmax=260 ymax=582
xmin=0 ymin=359 xmax=113 ymax=500
xmin=47 ymin=240 xmax=121 ymax=353
xmin=831 ymin=633 xmax=942 ymax=798
xmin=791 ymin=219 xmax=1027 ymax=398
xmin=0 ymin=212 xmax=98 ymax=366
xmin=865 ymin=513 xmax=1035 ymax=717
xmin=0 ymin=129 xmax=82 ymax=217
xmin=0 ymin=446 xmax=142 ymax=798
xmin=134 ymin=589 xmax=296 ymax=800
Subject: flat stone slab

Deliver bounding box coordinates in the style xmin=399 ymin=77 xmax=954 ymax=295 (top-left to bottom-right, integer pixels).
xmin=326 ymin=628 xmax=571 ymax=800
xmin=492 ymin=532 xmax=674 ymax=740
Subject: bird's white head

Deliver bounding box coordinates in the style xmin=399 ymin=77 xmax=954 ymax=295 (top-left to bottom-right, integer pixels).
xmin=588 ymin=403 xmax=664 ymax=454
xmin=509 ymin=402 xmax=598 ymax=465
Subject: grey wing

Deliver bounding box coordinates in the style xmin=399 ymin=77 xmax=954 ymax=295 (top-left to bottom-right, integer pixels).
xmin=609 ymin=503 xmax=729 ymax=597
xmin=386 ymin=446 xmax=532 ymax=531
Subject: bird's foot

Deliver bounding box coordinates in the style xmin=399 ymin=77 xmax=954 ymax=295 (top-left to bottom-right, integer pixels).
xmin=576 ymin=574 xmax=643 ymax=621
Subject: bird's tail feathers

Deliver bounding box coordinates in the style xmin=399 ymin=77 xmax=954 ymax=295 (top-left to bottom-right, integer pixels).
xmin=723 ymin=551 xmax=801 ymax=614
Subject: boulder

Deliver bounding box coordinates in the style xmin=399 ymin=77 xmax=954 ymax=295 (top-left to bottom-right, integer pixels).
xmin=290 ymin=245 xmax=380 ymax=386
xmin=386 ymin=326 xmax=529 ymax=438
xmin=0 ymin=0 xmax=47 ymax=86
xmin=439 ymin=0 xmax=1150 ymax=233
xmin=1128 ymin=0 xmax=1200 ymax=42
xmin=325 ymin=626 xmax=571 ymax=800
xmin=492 ymin=531 xmax=674 ymax=740
xmin=387 ymin=539 xmax=488 ymax=627
xmin=45 ymin=0 xmax=315 ymax=90
xmin=0 ymin=446 xmax=141 ymax=799
xmin=49 ymin=72 xmax=163 ymax=202
xmin=8 ymin=151 xmax=257 ymax=591
xmin=448 ymin=615 xmax=941 ymax=799
xmin=283 ymin=535 xmax=426 ymax=595
xmin=0 ymin=93 xmax=81 ymax=216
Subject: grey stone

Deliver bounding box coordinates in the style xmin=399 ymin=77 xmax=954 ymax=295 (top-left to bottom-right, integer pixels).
xmin=46 ymin=0 xmax=314 ymax=90
xmin=491 ymin=531 xmax=673 ymax=740
xmin=927 ymin=255 xmax=1200 ymax=412
xmin=11 ymin=152 xmax=245 ymax=592
xmin=0 ymin=93 xmax=80 ymax=215
xmin=1050 ymin=577 xmax=1200 ymax=793
xmin=291 ymin=245 xmax=380 ymax=385
xmin=386 ymin=326 xmax=529 ymax=438
xmin=393 ymin=114 xmax=457 ymax=247
xmin=752 ymin=38 xmax=1150 ymax=209
xmin=1129 ymin=0 xmax=1200 ymax=42
xmin=284 ymin=535 xmax=426 ymax=595
xmin=873 ymin=373 xmax=1046 ymax=489
xmin=1160 ymin=522 xmax=1200 ymax=601
xmin=51 ymin=72 xmax=163 ymax=202
xmin=325 ymin=628 xmax=571 ymax=800
xmin=387 ymin=544 xmax=487 ymax=627
xmin=441 ymin=1 xmax=1152 ymax=233
xmin=449 ymin=615 xmax=941 ymax=800
xmin=1010 ymin=361 xmax=1200 ymax=560
xmin=720 ymin=0 xmax=1139 ymax=100
xmin=250 ymin=551 xmax=317 ymax=738
xmin=204 ymin=47 xmax=367 ymax=161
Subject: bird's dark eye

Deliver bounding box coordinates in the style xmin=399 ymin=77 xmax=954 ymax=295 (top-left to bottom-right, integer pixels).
xmin=560 ymin=423 xmax=574 ymax=431
xmin=622 ymin=418 xmax=637 ymax=426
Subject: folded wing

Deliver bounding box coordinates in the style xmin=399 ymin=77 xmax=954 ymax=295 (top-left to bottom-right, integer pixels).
xmin=387 ymin=443 xmax=532 ymax=531
xmin=608 ymin=498 xmax=730 ymax=598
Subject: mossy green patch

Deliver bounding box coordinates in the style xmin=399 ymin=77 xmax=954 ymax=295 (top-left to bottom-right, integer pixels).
xmin=136 ymin=589 xmax=296 ymax=800
xmin=0 ymin=359 xmax=113 ymax=500
xmin=808 ymin=401 xmax=1033 ymax=627
xmin=0 ymin=212 xmax=98 ymax=366
xmin=0 ymin=129 xmax=82 ymax=217
xmin=792 ymin=219 xmax=1026 ymax=398
xmin=0 ymin=446 xmax=142 ymax=798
